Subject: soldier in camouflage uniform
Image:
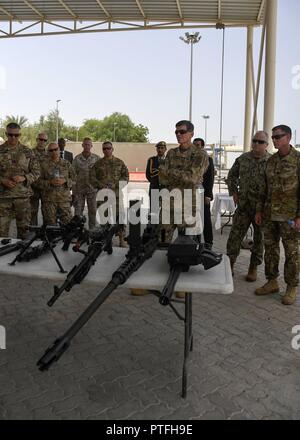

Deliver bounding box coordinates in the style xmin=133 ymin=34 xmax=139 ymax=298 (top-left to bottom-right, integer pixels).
xmin=255 ymin=125 xmax=300 ymax=305
xmin=30 ymin=132 xmax=48 ymax=225
xmin=0 ymin=123 xmax=40 ymax=239
xmin=89 ymin=141 xmax=129 ymax=246
xmin=73 ymin=138 xmax=99 ymax=229
xmin=35 ymin=143 xmax=75 ymax=225
xmin=159 ymin=120 xmax=209 ymax=243
xmin=226 ymin=131 xmax=271 ymax=281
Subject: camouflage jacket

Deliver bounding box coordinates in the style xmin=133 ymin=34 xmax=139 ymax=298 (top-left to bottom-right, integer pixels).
xmin=159 ymin=145 xmax=209 ymax=191
xmin=31 ymin=147 xmax=49 ymax=190
xmin=72 ymin=152 xmax=100 ymax=194
xmin=90 ymin=156 xmax=129 ymax=194
xmin=256 ymin=146 xmax=300 ymax=221
xmin=0 ymin=141 xmax=40 ymax=199
xmin=226 ymin=151 xmax=271 ymax=210
xmin=35 ymin=157 xmax=75 ymax=202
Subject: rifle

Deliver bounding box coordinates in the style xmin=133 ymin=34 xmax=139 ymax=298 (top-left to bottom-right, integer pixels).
xmin=0 ymin=239 xmax=30 ymax=257
xmin=159 ymin=230 xmax=222 ymax=306
xmin=47 ymin=221 xmax=122 ymax=307
xmin=37 ymin=203 xmax=159 ymax=371
xmin=9 ymin=215 xmax=86 ymax=273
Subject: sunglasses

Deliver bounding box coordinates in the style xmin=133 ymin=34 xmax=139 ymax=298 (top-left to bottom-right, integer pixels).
xmin=252 ymin=139 xmax=266 ymax=145
xmin=6 ymin=133 xmax=20 ymax=138
xmin=103 ymin=147 xmax=112 ymax=151
xmin=271 ymin=133 xmax=287 ymax=140
xmin=38 ymin=138 xmax=48 ymax=142
xmin=175 ymin=129 xmax=188 ymax=135
xmin=48 ymin=148 xmax=59 ymax=152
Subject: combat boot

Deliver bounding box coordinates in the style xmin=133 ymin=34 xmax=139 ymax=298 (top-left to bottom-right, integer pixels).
xmin=281 ymin=286 xmax=297 ymax=305
xmin=131 ymin=289 xmax=149 ymax=296
xmin=175 ymin=291 xmax=186 ymax=299
xmin=255 ymin=279 xmax=279 ymax=296
xmin=245 ymin=263 xmax=257 ymax=282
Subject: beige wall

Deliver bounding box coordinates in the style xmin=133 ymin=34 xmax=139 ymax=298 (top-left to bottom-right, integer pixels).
xmin=66 ymin=142 xmax=177 ymax=172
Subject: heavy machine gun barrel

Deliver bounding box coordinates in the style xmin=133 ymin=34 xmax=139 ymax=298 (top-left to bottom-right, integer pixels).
xmin=37 ymin=211 xmax=159 ymax=371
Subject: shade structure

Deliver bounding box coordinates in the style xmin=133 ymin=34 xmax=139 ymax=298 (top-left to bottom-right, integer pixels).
xmin=0 ymin=0 xmax=266 ymax=38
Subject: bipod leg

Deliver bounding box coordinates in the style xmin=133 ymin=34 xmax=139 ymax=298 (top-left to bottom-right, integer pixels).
xmin=9 ymin=235 xmax=36 ymax=266
xmin=181 ymin=292 xmax=193 ymax=399
xmin=46 ymin=236 xmax=67 ymax=273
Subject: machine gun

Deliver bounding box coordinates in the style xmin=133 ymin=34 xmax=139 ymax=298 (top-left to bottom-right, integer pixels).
xmin=47 ymin=221 xmax=122 ymax=307
xmin=159 ymin=231 xmax=222 ymax=306
xmin=9 ymin=215 xmax=86 ymax=273
xmin=0 ymin=238 xmax=31 ymax=257
xmin=37 ymin=202 xmax=159 ymax=371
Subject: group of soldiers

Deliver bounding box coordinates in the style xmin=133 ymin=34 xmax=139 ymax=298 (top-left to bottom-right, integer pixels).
xmin=0 ymin=122 xmax=129 ymax=246
xmin=1 ymin=120 xmax=299 ymax=306
xmin=226 ymin=125 xmax=300 ymax=306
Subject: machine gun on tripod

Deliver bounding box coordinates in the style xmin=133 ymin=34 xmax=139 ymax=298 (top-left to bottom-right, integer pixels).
xmin=47 ymin=221 xmax=123 ymax=307
xmin=159 ymin=230 xmax=222 ymax=306
xmin=37 ymin=202 xmax=159 ymax=371
xmin=9 ymin=215 xmax=86 ymax=273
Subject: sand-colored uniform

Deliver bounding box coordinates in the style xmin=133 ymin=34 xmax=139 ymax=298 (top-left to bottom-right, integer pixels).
xmin=73 ymin=152 xmax=100 ymax=229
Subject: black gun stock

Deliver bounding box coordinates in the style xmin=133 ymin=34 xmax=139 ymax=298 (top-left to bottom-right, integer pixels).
xmin=159 ymin=233 xmax=222 ymax=306
xmin=38 ymin=220 xmax=159 ymax=371
xmin=48 ymin=222 xmax=121 ymax=307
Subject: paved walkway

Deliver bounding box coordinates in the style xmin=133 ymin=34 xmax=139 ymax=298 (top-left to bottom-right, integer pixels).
xmin=0 ymin=223 xmax=300 ymax=420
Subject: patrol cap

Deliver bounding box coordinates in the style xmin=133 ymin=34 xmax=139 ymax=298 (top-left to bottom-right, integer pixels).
xmin=155 ymin=141 xmax=167 ymax=148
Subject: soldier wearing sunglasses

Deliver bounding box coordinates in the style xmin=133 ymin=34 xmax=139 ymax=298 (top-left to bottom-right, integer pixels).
xmin=34 ymin=142 xmax=75 ymax=225
xmin=255 ymin=125 xmax=300 ymax=305
xmin=0 ymin=122 xmax=40 ymax=239
xmin=226 ymin=131 xmax=270 ymax=282
xmin=30 ymin=133 xmax=48 ymax=225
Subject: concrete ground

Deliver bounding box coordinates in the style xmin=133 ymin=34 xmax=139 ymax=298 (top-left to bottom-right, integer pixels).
xmin=0 ymin=218 xmax=300 ymax=420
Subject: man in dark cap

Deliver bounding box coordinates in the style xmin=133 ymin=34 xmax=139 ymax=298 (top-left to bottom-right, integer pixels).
xmin=146 ymin=141 xmax=167 ymax=195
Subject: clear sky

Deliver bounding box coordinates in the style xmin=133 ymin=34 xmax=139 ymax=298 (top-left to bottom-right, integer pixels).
xmin=0 ymin=0 xmax=299 ymax=145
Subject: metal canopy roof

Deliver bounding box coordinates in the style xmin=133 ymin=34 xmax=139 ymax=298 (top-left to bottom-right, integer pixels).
xmin=0 ymin=0 xmax=266 ymax=38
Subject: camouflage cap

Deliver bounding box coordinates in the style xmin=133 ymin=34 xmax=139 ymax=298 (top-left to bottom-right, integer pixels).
xmin=155 ymin=141 xmax=167 ymax=148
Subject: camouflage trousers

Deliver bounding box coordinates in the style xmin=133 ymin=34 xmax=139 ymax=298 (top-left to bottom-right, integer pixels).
xmin=74 ymin=191 xmax=97 ymax=230
xmin=263 ymin=220 xmax=300 ymax=287
xmin=226 ymin=206 xmax=263 ymax=265
xmin=42 ymin=200 xmax=72 ymax=226
xmin=30 ymin=188 xmax=43 ymax=226
xmin=0 ymin=198 xmax=31 ymax=239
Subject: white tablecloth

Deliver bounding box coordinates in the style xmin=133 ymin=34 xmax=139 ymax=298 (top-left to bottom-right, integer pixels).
xmin=212 ymin=193 xmax=236 ymax=230
xmin=0 ymin=240 xmax=233 ymax=295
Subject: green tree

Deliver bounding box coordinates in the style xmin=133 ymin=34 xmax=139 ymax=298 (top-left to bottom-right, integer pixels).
xmin=80 ymin=112 xmax=149 ymax=142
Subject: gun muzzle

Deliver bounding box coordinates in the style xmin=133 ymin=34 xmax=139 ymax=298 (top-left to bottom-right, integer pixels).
xmin=37 ymin=337 xmax=70 ymax=371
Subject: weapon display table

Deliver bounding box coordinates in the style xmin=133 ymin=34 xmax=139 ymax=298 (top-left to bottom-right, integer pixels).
xmin=0 ymin=240 xmax=233 ymax=397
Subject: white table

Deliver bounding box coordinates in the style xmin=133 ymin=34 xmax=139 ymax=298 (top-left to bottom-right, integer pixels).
xmin=212 ymin=193 xmax=236 ymax=231
xmin=0 ymin=239 xmax=233 ymax=397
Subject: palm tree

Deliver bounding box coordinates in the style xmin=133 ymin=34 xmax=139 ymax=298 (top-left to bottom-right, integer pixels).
xmin=4 ymin=115 xmax=28 ymax=128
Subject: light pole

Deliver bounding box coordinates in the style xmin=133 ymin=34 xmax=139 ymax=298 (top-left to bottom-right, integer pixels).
xmin=113 ymin=122 xmax=117 ymax=142
xmin=180 ymin=32 xmax=201 ymax=121
xmin=202 ymin=115 xmax=210 ymax=144
xmin=56 ymin=99 xmax=61 ymax=142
